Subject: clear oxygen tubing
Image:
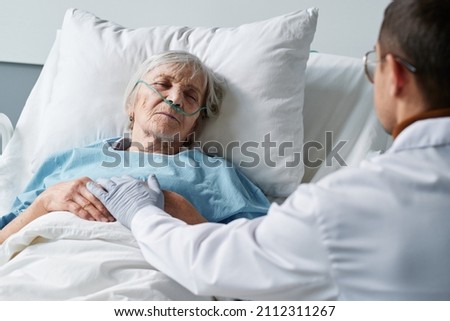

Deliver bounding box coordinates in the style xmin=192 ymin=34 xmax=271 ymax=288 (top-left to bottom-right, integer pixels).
xmin=135 ymin=80 xmax=207 ymax=117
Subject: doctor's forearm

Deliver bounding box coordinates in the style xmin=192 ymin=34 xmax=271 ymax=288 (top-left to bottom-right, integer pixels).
xmin=130 ymin=210 xmax=300 ymax=299
xmin=129 ymin=192 xmax=338 ymax=300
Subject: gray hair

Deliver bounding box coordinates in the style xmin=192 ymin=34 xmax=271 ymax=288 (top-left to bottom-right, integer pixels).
xmin=124 ymin=51 xmax=224 ymax=120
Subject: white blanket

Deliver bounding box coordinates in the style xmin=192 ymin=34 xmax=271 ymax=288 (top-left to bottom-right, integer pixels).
xmin=0 ymin=212 xmax=210 ymax=301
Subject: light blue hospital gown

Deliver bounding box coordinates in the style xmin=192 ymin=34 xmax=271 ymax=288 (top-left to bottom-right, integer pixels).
xmin=0 ymin=138 xmax=270 ymax=228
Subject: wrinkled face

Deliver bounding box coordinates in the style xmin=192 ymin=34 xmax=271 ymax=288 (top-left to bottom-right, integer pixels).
xmin=130 ymin=63 xmax=206 ymax=143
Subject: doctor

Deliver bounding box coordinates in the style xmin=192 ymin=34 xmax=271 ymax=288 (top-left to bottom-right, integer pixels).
xmin=88 ymin=0 xmax=450 ymax=300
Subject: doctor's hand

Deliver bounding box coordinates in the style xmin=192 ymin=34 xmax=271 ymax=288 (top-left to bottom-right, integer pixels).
xmin=36 ymin=177 xmax=114 ymax=222
xmin=87 ymin=175 xmax=164 ymax=229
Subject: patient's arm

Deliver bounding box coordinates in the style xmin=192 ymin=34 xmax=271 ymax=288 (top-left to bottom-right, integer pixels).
xmin=0 ymin=187 xmax=204 ymax=244
xmin=0 ymin=177 xmax=113 ymax=244
xmin=162 ymin=190 xmax=207 ymax=224
xmin=0 ymin=198 xmax=47 ymax=244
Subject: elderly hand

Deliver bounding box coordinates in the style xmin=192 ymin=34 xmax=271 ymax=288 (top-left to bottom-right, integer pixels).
xmin=36 ymin=177 xmax=114 ymax=222
xmin=87 ymin=175 xmax=164 ymax=229
xmin=163 ymin=190 xmax=207 ymax=224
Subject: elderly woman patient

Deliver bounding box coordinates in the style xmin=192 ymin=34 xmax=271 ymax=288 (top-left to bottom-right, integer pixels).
xmin=0 ymin=51 xmax=269 ymax=243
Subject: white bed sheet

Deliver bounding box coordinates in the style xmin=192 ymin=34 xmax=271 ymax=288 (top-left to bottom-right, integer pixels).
xmin=0 ymin=212 xmax=210 ymax=300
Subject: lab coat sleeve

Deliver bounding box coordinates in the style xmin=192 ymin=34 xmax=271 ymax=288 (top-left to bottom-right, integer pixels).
xmin=130 ymin=185 xmax=339 ymax=300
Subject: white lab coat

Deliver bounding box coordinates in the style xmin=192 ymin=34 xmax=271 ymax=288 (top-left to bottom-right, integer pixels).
xmin=130 ymin=117 xmax=450 ymax=300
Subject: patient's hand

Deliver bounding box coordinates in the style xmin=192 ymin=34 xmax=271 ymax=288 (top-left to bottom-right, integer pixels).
xmin=36 ymin=177 xmax=115 ymax=222
xmin=1 ymin=177 xmax=113 ymax=244
xmin=163 ymin=190 xmax=207 ymax=224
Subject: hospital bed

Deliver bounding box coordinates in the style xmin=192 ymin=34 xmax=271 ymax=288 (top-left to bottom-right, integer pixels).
xmin=0 ymin=8 xmax=390 ymax=300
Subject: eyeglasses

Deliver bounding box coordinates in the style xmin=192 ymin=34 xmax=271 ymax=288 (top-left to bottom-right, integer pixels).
xmin=363 ymin=49 xmax=417 ymax=83
xmin=135 ymin=80 xmax=207 ymax=117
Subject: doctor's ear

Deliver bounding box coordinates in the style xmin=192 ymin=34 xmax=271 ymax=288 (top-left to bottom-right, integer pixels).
xmin=386 ymin=54 xmax=407 ymax=97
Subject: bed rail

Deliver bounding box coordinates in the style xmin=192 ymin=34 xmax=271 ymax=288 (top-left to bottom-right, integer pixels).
xmin=0 ymin=113 xmax=14 ymax=154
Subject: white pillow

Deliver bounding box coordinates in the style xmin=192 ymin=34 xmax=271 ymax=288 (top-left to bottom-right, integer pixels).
xmin=302 ymin=53 xmax=392 ymax=183
xmin=32 ymin=8 xmax=318 ymax=197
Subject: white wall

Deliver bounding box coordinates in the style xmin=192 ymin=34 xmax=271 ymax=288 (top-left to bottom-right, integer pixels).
xmin=0 ymin=0 xmax=391 ymax=65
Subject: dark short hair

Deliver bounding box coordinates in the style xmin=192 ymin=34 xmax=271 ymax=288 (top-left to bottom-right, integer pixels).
xmin=379 ymin=0 xmax=450 ymax=108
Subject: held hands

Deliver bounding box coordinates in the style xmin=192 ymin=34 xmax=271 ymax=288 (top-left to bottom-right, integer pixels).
xmin=87 ymin=175 xmax=164 ymax=229
xmin=36 ymin=177 xmax=114 ymax=222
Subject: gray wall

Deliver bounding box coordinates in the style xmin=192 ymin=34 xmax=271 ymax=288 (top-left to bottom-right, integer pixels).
xmin=0 ymin=62 xmax=43 ymax=127
xmin=0 ymin=0 xmax=391 ymax=64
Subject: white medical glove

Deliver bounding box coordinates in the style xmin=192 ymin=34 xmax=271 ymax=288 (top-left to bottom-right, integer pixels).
xmin=87 ymin=175 xmax=164 ymax=229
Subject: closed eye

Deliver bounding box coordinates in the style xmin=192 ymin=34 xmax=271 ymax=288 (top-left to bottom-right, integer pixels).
xmin=185 ymin=90 xmax=199 ymax=103
xmin=153 ymin=82 xmax=170 ymax=89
